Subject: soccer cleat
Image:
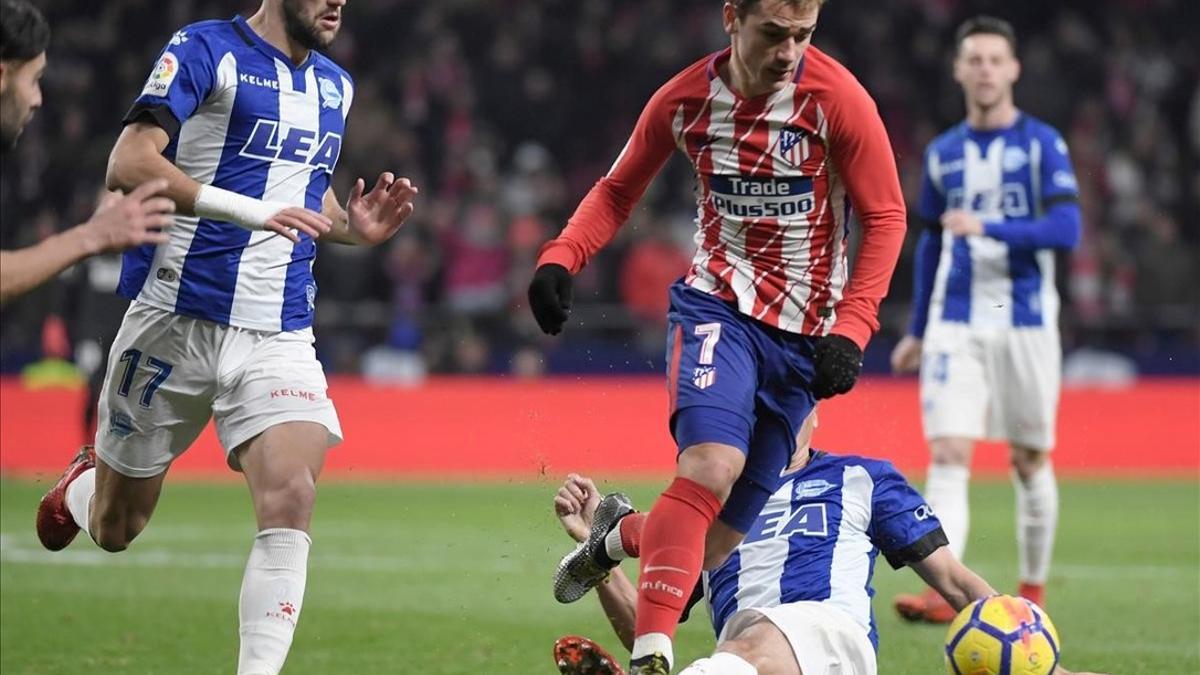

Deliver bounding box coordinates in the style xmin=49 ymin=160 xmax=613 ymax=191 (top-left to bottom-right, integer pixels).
xmin=1018 ymin=581 xmax=1045 ymax=609
xmin=553 ymin=635 xmax=627 ymax=675
xmin=35 ymin=445 xmax=96 ymax=551
xmin=628 ymin=653 xmax=670 ymax=675
xmin=894 ymin=587 xmax=957 ymax=624
xmin=554 ymin=492 xmax=634 ymax=603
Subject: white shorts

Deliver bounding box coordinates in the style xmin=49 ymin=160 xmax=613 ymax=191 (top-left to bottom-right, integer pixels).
xmin=95 ymin=302 xmax=342 ymax=478
xmin=721 ymin=602 xmax=877 ymax=675
xmin=920 ymin=322 xmax=1061 ymax=450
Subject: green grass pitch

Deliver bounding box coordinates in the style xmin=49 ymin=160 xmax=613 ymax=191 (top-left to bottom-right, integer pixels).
xmin=1 ymin=478 xmax=1197 ymax=674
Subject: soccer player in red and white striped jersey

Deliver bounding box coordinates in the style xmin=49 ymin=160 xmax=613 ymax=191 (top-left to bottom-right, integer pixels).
xmin=529 ymin=2 xmax=906 ymax=672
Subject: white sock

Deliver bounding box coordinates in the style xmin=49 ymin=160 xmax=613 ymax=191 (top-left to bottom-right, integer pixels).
xmin=237 ymin=528 xmax=311 ymax=675
xmin=1014 ymin=462 xmax=1058 ymax=585
xmin=679 ymin=653 xmax=759 ymax=674
xmin=924 ymin=463 xmax=970 ymax=560
xmin=605 ymin=522 xmax=630 ymax=562
xmin=65 ymin=468 xmax=96 ymax=538
xmin=631 ymin=632 xmax=673 ymax=671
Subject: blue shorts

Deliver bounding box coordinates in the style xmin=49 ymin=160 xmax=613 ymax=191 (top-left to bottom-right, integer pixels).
xmin=665 ymin=281 xmax=818 ymax=533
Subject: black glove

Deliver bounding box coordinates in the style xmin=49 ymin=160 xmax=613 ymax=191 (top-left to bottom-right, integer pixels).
xmin=811 ymin=334 xmax=863 ymax=399
xmin=527 ymin=263 xmax=573 ymax=335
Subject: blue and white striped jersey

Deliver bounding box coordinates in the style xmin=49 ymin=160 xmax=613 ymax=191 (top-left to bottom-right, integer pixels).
xmin=911 ymin=113 xmax=1080 ymax=334
xmin=118 ymin=16 xmax=353 ymax=331
xmin=702 ymin=451 xmax=946 ymax=650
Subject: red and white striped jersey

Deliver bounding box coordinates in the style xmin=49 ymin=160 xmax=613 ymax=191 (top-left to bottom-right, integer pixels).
xmin=537 ymin=46 xmax=907 ymax=349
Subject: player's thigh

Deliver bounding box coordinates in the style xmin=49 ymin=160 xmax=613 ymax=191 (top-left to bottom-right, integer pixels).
xmin=993 ymin=328 xmax=1061 ymax=451
xmin=95 ymin=302 xmax=216 ymax=480
xmin=214 ymin=327 xmax=342 ymax=474
xmin=920 ymin=324 xmax=990 ymax=442
xmin=718 ymin=407 xmax=803 ymax=534
xmin=717 ymin=332 xmax=818 ymax=533
xmin=716 ymin=613 xmax=801 ymax=675
xmin=666 ymin=285 xmax=759 ymax=455
xmin=729 ymin=603 xmax=877 ymax=675
xmin=755 ymin=329 xmax=820 ymax=462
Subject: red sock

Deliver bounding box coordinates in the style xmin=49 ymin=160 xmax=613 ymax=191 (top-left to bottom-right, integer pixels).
xmin=619 ymin=512 xmax=646 ymax=557
xmin=634 ymin=477 xmax=722 ymax=640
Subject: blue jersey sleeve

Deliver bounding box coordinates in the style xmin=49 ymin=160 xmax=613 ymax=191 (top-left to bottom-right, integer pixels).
xmin=908 ymin=145 xmax=945 ymax=338
xmin=907 ymin=228 xmax=941 ymax=338
xmin=1038 ymin=129 xmax=1079 ymax=205
xmin=866 ymin=462 xmax=948 ymax=569
xmin=123 ymin=28 xmax=219 ymax=138
xmin=916 ymin=146 xmax=947 ymax=223
xmin=981 ymin=126 xmax=1082 ymax=250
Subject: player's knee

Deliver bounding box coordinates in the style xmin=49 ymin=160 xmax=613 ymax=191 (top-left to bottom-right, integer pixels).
xmin=930 ymin=438 xmax=972 ymax=466
xmin=678 ymin=444 xmax=744 ymax=501
xmin=1010 ymin=446 xmax=1047 ymax=481
xmin=716 ymin=637 xmax=779 ymax=673
xmin=718 ymin=618 xmax=799 ymax=674
xmin=255 ymin=474 xmax=317 ymax=529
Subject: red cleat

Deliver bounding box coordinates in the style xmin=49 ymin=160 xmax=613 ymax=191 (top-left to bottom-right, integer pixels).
xmin=35 ymin=445 xmax=95 ymax=551
xmin=1018 ymin=582 xmax=1045 ymax=610
xmin=554 ymin=635 xmax=627 ymax=675
xmin=894 ymin=587 xmax=958 ymax=624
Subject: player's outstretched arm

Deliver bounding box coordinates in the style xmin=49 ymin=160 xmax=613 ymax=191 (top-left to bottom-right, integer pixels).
xmin=0 ymin=182 xmax=175 ymax=306
xmin=824 ymin=90 xmax=907 ymax=354
xmin=909 ymin=547 xmax=996 ymax=612
xmin=530 ymin=85 xmax=676 ymax=335
xmin=107 ymin=122 xmax=331 ymax=243
xmin=554 ymin=474 xmax=638 ymax=651
xmin=320 ymin=174 xmax=419 ymax=246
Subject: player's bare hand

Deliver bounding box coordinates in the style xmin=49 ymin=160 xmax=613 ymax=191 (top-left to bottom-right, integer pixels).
xmin=554 ymin=473 xmax=601 ymax=542
xmin=264 ymin=207 xmax=333 ymax=243
xmin=941 ymin=209 xmax=984 ymax=237
xmin=82 ymin=179 xmax=175 ymax=253
xmin=891 ymin=335 xmax=923 ymax=373
xmin=346 ymin=172 xmax=419 ymax=245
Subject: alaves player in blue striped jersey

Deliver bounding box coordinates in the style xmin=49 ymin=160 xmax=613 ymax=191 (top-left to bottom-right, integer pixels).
xmin=551 ymin=410 xmax=1103 ymax=675
xmin=891 ymin=16 xmax=1082 ymax=625
xmin=35 ymin=2 xmax=418 ymax=674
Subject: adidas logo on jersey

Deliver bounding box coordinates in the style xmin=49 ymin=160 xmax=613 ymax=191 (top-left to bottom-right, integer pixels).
xmin=239 ymin=120 xmax=342 ymax=173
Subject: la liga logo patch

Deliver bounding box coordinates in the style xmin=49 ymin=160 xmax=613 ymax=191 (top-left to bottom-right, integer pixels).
xmin=141 ymin=51 xmax=180 ymax=97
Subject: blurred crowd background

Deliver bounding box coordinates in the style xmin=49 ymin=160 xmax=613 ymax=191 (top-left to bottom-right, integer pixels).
xmin=1 ymin=0 xmax=1196 ymax=383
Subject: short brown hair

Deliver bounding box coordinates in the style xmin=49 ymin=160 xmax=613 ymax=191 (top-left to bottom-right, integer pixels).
xmin=729 ymin=0 xmax=827 ymax=20
xmin=955 ymin=15 xmax=1018 ymax=55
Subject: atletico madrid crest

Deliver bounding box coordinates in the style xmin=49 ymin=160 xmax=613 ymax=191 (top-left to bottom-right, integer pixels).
xmin=692 ymin=366 xmax=717 ymax=389
xmin=778 ymin=125 xmax=809 ymax=166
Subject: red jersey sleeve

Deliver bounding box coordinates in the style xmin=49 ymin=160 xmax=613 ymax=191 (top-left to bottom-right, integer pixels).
xmin=826 ymin=78 xmax=907 ymax=350
xmin=536 ymin=87 xmax=678 ymax=273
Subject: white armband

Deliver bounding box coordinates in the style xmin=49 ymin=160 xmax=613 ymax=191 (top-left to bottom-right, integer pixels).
xmin=194 ymin=184 xmax=292 ymax=231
